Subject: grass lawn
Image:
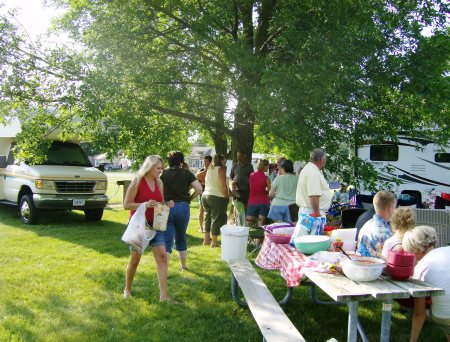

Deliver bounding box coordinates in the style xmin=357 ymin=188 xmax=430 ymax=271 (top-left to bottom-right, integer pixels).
xmin=0 ymin=196 xmax=446 ymax=340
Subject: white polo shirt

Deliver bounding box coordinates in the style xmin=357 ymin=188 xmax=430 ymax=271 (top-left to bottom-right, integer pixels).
xmin=295 ymin=162 xmax=331 ymax=210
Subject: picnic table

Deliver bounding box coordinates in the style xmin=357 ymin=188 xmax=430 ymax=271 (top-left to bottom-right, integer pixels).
xmin=255 ymin=238 xmax=445 ymax=342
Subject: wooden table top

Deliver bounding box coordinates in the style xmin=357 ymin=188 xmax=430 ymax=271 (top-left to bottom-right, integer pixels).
xmin=304 ymin=270 xmax=445 ymax=303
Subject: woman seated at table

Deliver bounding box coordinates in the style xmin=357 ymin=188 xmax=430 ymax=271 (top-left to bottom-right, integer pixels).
xmin=402 ymin=225 xmax=450 ymax=342
xmin=267 ymin=159 xmax=298 ymax=223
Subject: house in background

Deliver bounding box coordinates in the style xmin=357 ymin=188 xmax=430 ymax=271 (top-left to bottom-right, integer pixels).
xmin=88 ymin=153 xmax=131 ymax=170
xmin=186 ymin=143 xmax=215 ymax=171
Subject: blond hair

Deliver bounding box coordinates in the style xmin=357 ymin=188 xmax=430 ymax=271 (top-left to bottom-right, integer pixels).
xmin=257 ymin=159 xmax=269 ymax=171
xmin=390 ymin=207 xmax=416 ymax=237
xmin=373 ymin=190 xmax=397 ymax=211
xmin=135 ymin=155 xmax=163 ymax=188
xmin=403 ymin=225 xmax=437 ymax=254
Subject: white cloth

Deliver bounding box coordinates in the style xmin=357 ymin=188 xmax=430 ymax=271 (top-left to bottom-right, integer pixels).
xmin=295 ymin=162 xmax=331 ymax=211
xmin=381 ymin=235 xmax=402 ymax=259
xmin=413 ymin=246 xmax=450 ymax=318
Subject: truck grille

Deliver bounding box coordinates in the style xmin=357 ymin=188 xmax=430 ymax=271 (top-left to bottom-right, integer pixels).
xmin=55 ymin=181 xmax=96 ymax=193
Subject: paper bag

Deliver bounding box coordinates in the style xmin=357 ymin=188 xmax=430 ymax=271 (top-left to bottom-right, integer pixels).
xmin=152 ymin=203 xmax=170 ymax=231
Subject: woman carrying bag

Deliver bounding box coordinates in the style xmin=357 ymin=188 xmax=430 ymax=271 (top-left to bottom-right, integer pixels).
xmin=123 ymin=155 xmax=175 ymax=302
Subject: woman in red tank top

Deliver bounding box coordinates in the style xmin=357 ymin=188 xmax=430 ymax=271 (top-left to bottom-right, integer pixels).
xmin=123 ymin=155 xmax=175 ymax=302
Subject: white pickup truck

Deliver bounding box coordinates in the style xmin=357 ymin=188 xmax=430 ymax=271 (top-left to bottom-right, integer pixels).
xmin=0 ymin=121 xmax=108 ymax=224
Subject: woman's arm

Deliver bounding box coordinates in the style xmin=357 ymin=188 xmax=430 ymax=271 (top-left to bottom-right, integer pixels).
xmin=410 ymin=297 xmax=426 ymax=342
xmin=159 ymin=181 xmax=174 ymax=208
xmin=123 ymin=179 xmax=146 ymax=210
xmin=219 ymin=167 xmax=229 ymax=198
xmin=189 ymin=179 xmax=203 ymax=201
xmin=268 ymin=181 xmax=276 ymax=199
xmin=266 ymin=176 xmax=271 ymax=193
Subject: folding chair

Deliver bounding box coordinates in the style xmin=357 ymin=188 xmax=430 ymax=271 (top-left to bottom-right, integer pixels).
xmin=341 ymin=208 xmax=367 ymax=228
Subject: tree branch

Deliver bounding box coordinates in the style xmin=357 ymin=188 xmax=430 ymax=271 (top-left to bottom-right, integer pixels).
xmin=147 ymin=103 xmax=232 ymax=135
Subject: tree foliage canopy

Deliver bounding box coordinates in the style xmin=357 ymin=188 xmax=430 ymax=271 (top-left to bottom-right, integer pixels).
xmin=0 ymin=0 xmax=448 ymax=181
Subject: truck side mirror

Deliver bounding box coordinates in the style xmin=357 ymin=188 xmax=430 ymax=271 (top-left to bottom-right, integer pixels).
xmin=0 ymin=156 xmax=6 ymax=168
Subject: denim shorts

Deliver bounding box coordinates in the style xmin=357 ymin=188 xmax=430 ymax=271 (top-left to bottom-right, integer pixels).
xmin=247 ymin=203 xmax=270 ymax=217
xmin=268 ymin=205 xmax=292 ymax=222
xmin=149 ymin=231 xmax=166 ymax=248
xmin=128 ymin=231 xmax=165 ymax=253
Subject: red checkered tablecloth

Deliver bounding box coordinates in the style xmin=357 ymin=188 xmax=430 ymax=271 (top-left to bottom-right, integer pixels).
xmin=255 ymin=236 xmax=320 ymax=287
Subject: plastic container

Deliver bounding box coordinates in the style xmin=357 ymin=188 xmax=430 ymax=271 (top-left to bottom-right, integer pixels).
xmin=330 ymin=228 xmax=357 ymax=251
xmin=385 ymin=263 xmax=414 ymax=281
xmin=386 ymin=250 xmax=416 ymax=267
xmin=220 ymin=225 xmax=249 ymax=261
xmin=341 ymin=257 xmax=385 ymax=282
xmin=293 ymin=235 xmax=330 ymax=254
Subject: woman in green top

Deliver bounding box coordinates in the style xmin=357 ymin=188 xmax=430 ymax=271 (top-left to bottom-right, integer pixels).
xmin=268 ymin=159 xmax=298 ymax=223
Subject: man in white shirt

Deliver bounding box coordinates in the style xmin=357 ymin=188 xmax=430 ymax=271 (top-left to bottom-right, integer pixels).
xmin=295 ymin=148 xmax=331 ymax=218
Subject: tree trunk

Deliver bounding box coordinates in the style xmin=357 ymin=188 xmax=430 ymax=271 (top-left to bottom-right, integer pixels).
xmin=213 ymin=132 xmax=228 ymax=156
xmin=230 ymin=99 xmax=255 ymax=162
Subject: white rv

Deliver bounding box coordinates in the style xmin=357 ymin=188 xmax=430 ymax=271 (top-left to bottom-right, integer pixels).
xmin=356 ymin=135 xmax=450 ymax=204
xmin=0 ymin=119 xmax=108 ymax=224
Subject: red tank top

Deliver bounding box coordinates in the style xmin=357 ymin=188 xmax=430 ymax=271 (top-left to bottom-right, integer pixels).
xmin=130 ymin=178 xmax=163 ymax=222
xmin=248 ymin=170 xmax=270 ymax=205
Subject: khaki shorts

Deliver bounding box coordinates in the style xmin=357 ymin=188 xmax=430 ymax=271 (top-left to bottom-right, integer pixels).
xmin=431 ymin=313 xmax=450 ymax=335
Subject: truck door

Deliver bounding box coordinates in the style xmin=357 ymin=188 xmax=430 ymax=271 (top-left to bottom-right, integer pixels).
xmin=3 ymin=146 xmax=24 ymax=202
xmin=0 ymin=155 xmax=5 ymax=200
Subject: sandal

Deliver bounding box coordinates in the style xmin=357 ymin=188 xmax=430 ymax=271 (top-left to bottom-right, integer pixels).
xmin=123 ymin=290 xmax=132 ymax=298
xmin=180 ymin=266 xmax=188 ymax=271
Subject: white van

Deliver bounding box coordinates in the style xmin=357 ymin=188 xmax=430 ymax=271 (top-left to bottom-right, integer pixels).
xmin=0 ymin=120 xmax=108 ymax=224
xmin=356 ymin=135 xmax=450 ymax=203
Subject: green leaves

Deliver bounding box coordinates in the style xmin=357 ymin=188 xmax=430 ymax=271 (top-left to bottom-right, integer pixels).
xmin=0 ymin=0 xmax=448 ymax=181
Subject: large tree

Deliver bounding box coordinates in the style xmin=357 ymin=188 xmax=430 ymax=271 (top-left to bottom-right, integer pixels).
xmin=1 ymin=0 xmax=448 ymax=171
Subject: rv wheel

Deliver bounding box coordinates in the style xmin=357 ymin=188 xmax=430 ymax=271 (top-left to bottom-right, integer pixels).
xmin=84 ymin=208 xmax=104 ymax=221
xmin=20 ymin=194 xmax=39 ymax=224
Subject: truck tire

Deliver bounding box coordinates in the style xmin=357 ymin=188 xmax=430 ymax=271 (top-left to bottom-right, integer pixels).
xmin=84 ymin=208 xmax=104 ymax=221
xmin=20 ymin=194 xmax=39 ymax=224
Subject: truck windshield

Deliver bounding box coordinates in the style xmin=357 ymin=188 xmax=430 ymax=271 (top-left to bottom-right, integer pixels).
xmin=40 ymin=141 xmax=92 ymax=167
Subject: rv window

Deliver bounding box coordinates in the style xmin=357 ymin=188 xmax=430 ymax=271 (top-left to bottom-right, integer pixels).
xmin=370 ymin=145 xmax=399 ymax=161
xmin=435 ymin=153 xmax=450 ymax=163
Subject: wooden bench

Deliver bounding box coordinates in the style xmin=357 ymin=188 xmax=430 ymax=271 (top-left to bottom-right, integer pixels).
xmin=228 ymin=259 xmax=305 ymax=342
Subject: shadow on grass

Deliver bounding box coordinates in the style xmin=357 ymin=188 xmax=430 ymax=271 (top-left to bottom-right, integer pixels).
xmin=0 ymin=204 xmax=204 ymax=258
xmin=3 ymin=266 xmax=261 ymax=342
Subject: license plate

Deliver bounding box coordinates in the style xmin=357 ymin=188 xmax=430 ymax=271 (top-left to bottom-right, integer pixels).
xmin=73 ymin=199 xmax=85 ymax=206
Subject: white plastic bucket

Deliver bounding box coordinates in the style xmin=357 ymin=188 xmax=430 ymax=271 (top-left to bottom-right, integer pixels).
xmin=220 ymin=225 xmax=249 ymax=261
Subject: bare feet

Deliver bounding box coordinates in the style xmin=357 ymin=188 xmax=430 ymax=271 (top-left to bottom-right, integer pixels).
xmin=210 ymin=243 xmax=219 ymax=248
xmin=123 ymin=289 xmax=132 ymax=298
xmin=203 ymin=239 xmax=211 ymax=245
xmin=159 ymin=296 xmax=178 ymax=303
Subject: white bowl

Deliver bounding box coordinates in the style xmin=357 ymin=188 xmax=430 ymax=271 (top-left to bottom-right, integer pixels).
xmin=341 ymin=257 xmax=385 ymax=282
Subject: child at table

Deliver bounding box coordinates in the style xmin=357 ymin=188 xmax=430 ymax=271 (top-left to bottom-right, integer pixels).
xmin=381 ymin=207 xmax=415 ymax=258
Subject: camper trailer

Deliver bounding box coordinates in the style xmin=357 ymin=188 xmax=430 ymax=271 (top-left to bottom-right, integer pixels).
xmin=356 ymin=136 xmax=450 ymax=205
xmin=0 ymin=118 xmax=108 ymax=224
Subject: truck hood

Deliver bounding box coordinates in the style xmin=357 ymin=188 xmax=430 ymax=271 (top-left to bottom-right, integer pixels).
xmin=17 ymin=164 xmax=107 ymax=180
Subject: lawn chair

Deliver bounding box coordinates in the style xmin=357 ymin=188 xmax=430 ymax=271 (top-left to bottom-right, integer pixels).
xmin=247 ymin=225 xmax=265 ymax=257
xmin=341 ymin=208 xmax=366 ymax=228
